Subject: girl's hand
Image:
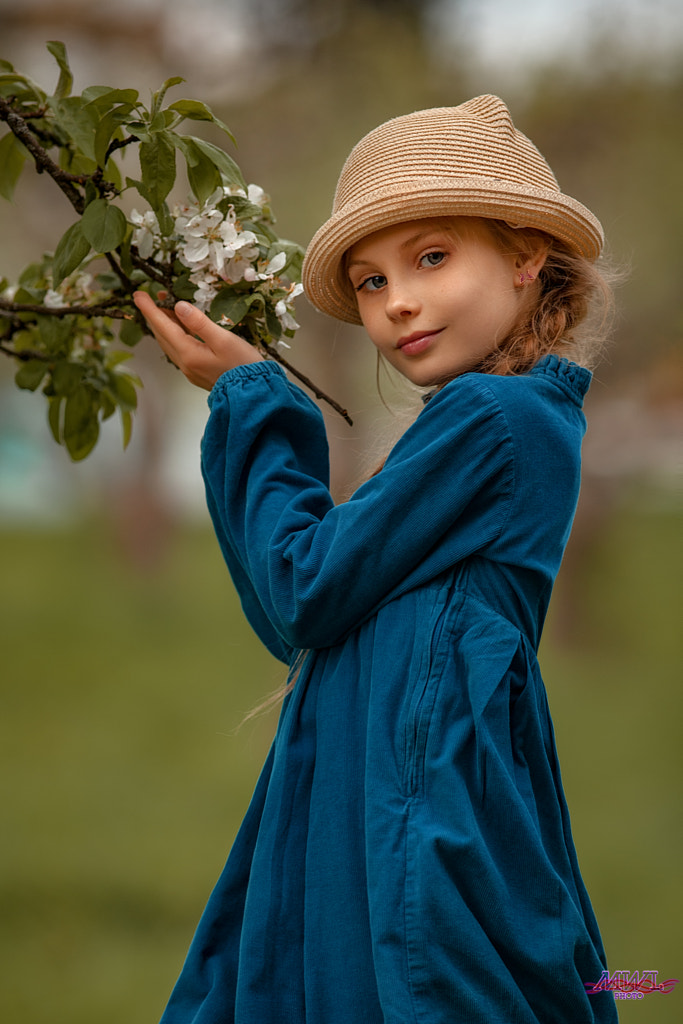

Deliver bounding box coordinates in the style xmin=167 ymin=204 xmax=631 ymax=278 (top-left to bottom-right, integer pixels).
xmin=133 ymin=291 xmax=263 ymax=391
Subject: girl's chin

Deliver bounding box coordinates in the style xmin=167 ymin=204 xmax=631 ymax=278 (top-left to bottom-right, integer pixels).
xmin=401 ymin=364 xmax=469 ymax=388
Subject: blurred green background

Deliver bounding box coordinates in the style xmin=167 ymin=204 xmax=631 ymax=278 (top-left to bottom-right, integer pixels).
xmin=1 ymin=1 xmax=681 ymax=1022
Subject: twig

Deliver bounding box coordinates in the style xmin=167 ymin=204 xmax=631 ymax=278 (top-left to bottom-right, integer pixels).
xmin=104 ymin=251 xmax=135 ymax=292
xmin=264 ymin=345 xmax=353 ymax=425
xmin=0 ymin=341 xmax=49 ymax=361
xmin=104 ymin=134 xmax=139 ymax=164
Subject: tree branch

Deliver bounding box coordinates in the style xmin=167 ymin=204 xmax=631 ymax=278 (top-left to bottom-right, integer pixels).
xmin=0 ymin=297 xmax=137 ymax=319
xmin=0 ymin=95 xmax=85 ymax=214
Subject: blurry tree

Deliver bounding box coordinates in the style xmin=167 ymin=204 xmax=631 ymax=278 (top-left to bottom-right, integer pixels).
xmin=520 ymin=65 xmax=683 ymax=381
xmin=247 ymin=0 xmax=430 ymax=54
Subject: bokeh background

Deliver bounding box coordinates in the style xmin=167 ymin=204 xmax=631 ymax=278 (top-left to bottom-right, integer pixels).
xmin=1 ymin=1 xmax=681 ymax=1021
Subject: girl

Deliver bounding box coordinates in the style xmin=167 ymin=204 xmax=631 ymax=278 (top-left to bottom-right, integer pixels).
xmin=135 ymin=95 xmax=618 ymax=1023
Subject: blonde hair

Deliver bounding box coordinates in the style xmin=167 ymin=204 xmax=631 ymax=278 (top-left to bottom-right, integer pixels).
xmin=473 ymin=219 xmax=615 ymax=376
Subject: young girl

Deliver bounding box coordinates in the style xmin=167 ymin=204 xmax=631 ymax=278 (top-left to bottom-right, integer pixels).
xmin=135 ymin=95 xmax=618 ymax=1023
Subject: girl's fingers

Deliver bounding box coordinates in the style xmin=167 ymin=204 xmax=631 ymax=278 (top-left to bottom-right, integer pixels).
xmin=133 ymin=292 xmax=262 ymax=390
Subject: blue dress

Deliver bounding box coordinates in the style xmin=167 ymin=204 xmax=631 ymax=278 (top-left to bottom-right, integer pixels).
xmin=159 ymin=355 xmax=617 ymax=1024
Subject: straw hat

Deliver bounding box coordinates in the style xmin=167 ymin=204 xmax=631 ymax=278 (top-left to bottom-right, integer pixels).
xmin=302 ymin=95 xmax=604 ymax=324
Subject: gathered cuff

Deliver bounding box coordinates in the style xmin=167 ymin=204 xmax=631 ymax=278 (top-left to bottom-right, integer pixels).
xmin=209 ymin=360 xmax=286 ymax=404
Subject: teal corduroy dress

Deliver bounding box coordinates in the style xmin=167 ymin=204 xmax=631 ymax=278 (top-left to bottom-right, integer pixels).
xmin=159 ymin=355 xmax=617 ymax=1024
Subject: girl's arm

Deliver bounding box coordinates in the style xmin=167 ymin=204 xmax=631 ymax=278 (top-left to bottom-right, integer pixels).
xmin=202 ymin=362 xmax=514 ymax=652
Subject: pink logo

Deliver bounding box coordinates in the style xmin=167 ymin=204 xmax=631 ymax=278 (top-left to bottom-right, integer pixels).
xmin=585 ymin=970 xmax=679 ymax=1001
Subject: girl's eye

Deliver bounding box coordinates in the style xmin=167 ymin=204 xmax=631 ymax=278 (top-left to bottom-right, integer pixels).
xmin=420 ymin=251 xmax=446 ymax=268
xmin=357 ymin=274 xmax=386 ymax=293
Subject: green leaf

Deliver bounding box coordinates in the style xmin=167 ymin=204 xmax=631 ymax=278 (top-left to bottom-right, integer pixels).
xmin=9 ymin=329 xmax=37 ymax=353
xmin=59 ymin=147 xmax=96 ymax=177
xmin=125 ymin=175 xmax=154 ymax=206
xmin=47 ymin=41 xmax=73 ymax=99
xmin=80 ymin=199 xmax=127 ymax=253
xmin=209 ymin=291 xmax=253 ymax=326
xmin=107 ymin=350 xmax=135 ymax=367
xmin=0 ymin=73 xmax=45 ymax=105
xmin=15 ymin=359 xmax=49 ymax=391
xmin=81 ymin=85 xmax=119 ymax=104
xmin=218 ymin=194 xmax=263 ymax=222
xmin=119 ymin=320 xmax=145 ymax=347
xmin=84 ymin=87 xmax=139 ymax=111
xmin=169 ymin=272 xmax=197 ymax=301
xmin=151 ymin=76 xmax=185 ymax=116
xmin=94 ymin=104 xmax=135 ymax=168
xmin=103 ymin=156 xmax=122 ymax=192
xmin=47 ymin=396 xmax=63 ymax=443
xmin=167 ymin=100 xmax=235 ymax=143
xmin=265 ymin=303 xmax=283 ymax=341
xmin=269 ymin=239 xmax=305 ymax=280
xmin=63 ymin=387 xmax=99 ymax=461
xmin=84 ymin=178 xmax=99 ymax=207
xmin=123 ymin=120 xmax=152 ymax=144
xmin=0 ymin=131 xmax=29 ymax=201
xmin=189 ymin=137 xmax=246 ymax=190
xmin=110 ymin=371 xmax=139 ymax=411
xmin=176 ymin=138 xmax=222 ymax=206
xmin=100 ymin=392 xmax=117 ymax=420
xmin=34 ymin=314 xmax=74 ymax=354
xmin=139 ymin=134 xmax=176 ymax=208
xmin=149 ymin=110 xmax=168 ymax=132
xmin=52 ymin=361 xmax=86 ymax=397
xmin=49 ymin=97 xmax=99 ymax=161
xmin=120 ymin=408 xmax=133 ymax=449
xmin=52 ymin=221 xmax=91 ymax=286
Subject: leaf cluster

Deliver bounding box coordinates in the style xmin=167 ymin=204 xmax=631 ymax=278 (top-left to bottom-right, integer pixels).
xmin=0 ymin=41 xmax=335 ymax=460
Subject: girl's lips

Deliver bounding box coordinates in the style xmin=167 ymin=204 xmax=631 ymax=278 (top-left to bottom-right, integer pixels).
xmin=397 ymin=328 xmax=443 ymax=356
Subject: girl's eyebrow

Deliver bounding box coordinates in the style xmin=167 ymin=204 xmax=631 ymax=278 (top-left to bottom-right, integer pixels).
xmin=347 ymin=230 xmax=445 ymax=270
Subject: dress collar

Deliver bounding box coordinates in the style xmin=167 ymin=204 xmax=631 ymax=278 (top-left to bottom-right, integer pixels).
xmin=421 ymin=355 xmax=591 ymax=406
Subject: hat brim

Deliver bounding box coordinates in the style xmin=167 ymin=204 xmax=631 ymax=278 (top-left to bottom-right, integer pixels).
xmin=302 ymin=176 xmax=604 ymax=324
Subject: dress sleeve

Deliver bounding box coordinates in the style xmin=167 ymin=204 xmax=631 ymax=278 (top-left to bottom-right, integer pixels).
xmin=201 ymin=361 xmax=515 ymax=653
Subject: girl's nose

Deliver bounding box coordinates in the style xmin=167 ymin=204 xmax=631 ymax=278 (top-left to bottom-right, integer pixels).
xmin=384 ymin=281 xmax=420 ymax=320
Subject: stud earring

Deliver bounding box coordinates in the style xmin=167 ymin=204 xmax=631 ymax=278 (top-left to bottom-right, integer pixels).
xmin=519 ymin=271 xmax=535 ymax=284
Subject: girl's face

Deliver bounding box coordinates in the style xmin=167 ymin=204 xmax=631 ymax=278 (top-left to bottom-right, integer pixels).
xmin=347 ymin=218 xmax=528 ymax=387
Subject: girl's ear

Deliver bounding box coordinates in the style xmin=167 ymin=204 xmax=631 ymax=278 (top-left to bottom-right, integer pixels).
xmin=514 ymin=246 xmax=549 ymax=287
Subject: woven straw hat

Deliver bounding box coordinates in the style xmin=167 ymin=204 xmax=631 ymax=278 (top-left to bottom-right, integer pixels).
xmin=302 ymin=95 xmax=604 ymax=324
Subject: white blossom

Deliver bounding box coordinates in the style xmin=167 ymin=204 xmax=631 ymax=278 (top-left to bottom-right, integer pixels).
xmin=130 ymin=209 xmax=160 ymax=259
xmin=243 ymin=250 xmax=288 ymax=283
xmin=44 ymin=289 xmax=65 ymax=308
xmin=177 ymin=208 xmax=258 ymax=277
xmin=123 ymin=183 xmax=303 ymax=340
xmin=274 ymin=298 xmax=300 ymax=332
xmin=221 ymin=254 xmax=258 ymax=284
xmin=224 ymin=183 xmax=267 ymax=207
xmin=247 ymin=183 xmax=267 ymax=206
xmin=44 ymin=271 xmax=95 ymax=308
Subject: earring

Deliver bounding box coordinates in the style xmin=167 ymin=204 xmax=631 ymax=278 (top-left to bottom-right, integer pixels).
xmin=519 ymin=271 xmax=535 ymax=284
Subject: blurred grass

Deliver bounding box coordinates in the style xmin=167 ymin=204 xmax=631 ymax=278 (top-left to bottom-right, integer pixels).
xmin=1 ymin=500 xmax=681 ymax=1023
